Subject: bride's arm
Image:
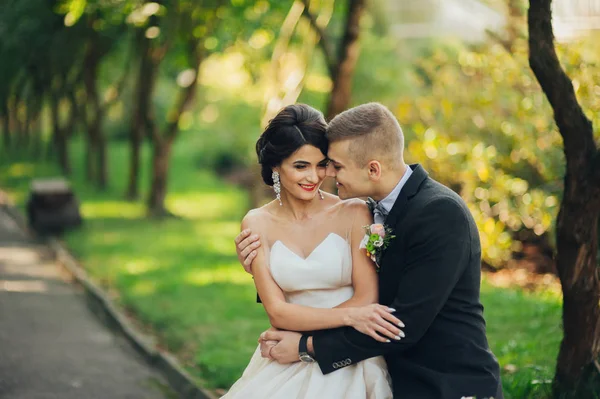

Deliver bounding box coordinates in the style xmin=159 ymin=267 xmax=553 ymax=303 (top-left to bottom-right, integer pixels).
xmin=334 ymin=200 xmax=379 ymax=309
xmin=242 ymin=209 xmax=401 ymax=342
xmin=242 ymin=212 xmax=351 ymax=331
xmin=332 ymin=201 xmax=405 ymax=341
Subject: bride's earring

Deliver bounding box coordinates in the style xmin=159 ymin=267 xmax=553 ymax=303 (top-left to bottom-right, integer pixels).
xmin=272 ymin=171 xmax=282 ymax=206
xmin=319 ymin=189 xmax=324 ymax=200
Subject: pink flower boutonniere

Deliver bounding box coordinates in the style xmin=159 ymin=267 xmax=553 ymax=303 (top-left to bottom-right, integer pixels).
xmin=359 ymin=223 xmax=395 ymax=269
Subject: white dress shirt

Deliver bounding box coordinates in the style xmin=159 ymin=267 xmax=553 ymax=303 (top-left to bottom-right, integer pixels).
xmin=373 ymin=166 xmax=413 ymax=224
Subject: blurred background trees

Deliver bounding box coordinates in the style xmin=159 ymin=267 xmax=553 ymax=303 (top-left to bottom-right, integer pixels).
xmin=1 ymin=0 xmax=599 ymax=396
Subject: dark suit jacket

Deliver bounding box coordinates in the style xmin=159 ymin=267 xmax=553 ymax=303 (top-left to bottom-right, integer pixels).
xmin=312 ymin=164 xmax=503 ymax=399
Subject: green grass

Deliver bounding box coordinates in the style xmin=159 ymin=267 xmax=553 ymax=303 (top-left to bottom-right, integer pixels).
xmin=0 ymin=139 xmax=562 ymax=397
xmin=482 ymin=281 xmax=561 ymax=398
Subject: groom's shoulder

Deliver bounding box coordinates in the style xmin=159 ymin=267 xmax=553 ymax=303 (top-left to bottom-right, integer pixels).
xmin=416 ymin=179 xmax=471 ymax=216
xmin=421 ymin=178 xmax=464 ymax=203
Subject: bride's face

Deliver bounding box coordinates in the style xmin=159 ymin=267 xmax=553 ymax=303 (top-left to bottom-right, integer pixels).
xmin=276 ymin=145 xmax=329 ymax=202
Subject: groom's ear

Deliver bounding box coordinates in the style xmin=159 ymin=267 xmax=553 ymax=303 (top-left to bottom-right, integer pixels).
xmin=367 ymin=160 xmax=382 ymax=181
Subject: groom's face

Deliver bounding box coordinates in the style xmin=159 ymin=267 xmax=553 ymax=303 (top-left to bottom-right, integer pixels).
xmin=326 ymin=140 xmax=371 ymax=199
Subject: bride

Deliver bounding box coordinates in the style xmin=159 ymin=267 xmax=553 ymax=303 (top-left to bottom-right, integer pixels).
xmin=221 ymin=104 xmax=402 ymax=398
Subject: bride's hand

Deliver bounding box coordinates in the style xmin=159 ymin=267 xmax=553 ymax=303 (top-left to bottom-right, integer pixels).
xmin=258 ymin=326 xmax=280 ymax=343
xmin=346 ymin=304 xmax=405 ymax=343
xmin=260 ymin=340 xmax=278 ymax=359
xmin=258 ymin=326 xmax=280 ymax=359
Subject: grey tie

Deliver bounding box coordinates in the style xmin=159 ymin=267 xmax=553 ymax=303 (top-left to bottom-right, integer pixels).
xmin=373 ymin=203 xmax=388 ymax=224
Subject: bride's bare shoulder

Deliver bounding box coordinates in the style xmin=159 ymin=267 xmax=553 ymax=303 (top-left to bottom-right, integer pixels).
xmin=318 ymin=193 xmax=368 ymax=215
xmin=340 ymin=198 xmax=368 ymax=210
xmin=241 ymin=200 xmax=284 ymax=230
xmin=242 ymin=204 xmax=270 ymax=230
xmin=339 ymin=198 xmax=371 ymax=219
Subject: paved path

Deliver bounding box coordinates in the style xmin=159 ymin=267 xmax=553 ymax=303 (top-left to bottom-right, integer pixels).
xmin=0 ymin=207 xmax=174 ymax=399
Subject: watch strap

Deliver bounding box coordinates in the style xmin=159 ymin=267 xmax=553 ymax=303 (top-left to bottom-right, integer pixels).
xmin=299 ymin=334 xmax=309 ymax=354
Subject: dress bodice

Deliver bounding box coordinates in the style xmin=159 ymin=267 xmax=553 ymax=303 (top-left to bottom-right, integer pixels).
xmin=269 ymin=233 xmax=353 ymax=308
xmin=223 ymin=224 xmax=393 ymax=399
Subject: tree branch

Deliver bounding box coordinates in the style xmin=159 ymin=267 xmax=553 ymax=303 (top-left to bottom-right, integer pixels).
xmin=102 ymin=38 xmax=134 ymax=112
xmin=164 ymin=42 xmax=202 ymax=141
xmin=325 ymin=0 xmax=365 ymax=118
xmin=300 ymin=0 xmax=337 ymax=78
xmin=528 ymin=0 xmax=595 ymax=176
xmin=485 ymin=28 xmax=513 ymax=54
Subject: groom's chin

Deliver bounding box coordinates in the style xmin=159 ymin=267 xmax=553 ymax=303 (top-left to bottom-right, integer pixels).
xmin=336 ymin=186 xmax=352 ymax=200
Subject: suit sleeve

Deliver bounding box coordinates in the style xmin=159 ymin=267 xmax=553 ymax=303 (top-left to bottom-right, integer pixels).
xmin=312 ymin=197 xmax=472 ymax=374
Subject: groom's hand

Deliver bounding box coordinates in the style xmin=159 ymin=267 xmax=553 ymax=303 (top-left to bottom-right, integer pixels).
xmin=262 ymin=330 xmax=302 ymax=364
xmin=234 ymin=229 xmax=261 ymax=274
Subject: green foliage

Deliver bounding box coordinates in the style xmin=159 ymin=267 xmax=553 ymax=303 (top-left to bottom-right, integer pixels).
xmin=392 ymin=34 xmax=600 ymax=267
xmin=0 ymin=0 xmax=83 ymax=95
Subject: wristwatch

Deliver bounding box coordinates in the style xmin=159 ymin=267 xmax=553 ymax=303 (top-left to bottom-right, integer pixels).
xmin=299 ymin=334 xmax=315 ymax=363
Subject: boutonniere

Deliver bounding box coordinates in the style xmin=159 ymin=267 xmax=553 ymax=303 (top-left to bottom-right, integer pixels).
xmin=359 ymin=223 xmax=395 ymax=270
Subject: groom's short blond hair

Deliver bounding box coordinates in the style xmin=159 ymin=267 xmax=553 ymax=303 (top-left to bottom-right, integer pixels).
xmin=326 ymin=103 xmax=404 ymax=167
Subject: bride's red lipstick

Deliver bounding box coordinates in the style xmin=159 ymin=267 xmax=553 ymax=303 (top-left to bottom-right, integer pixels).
xmin=299 ymin=184 xmax=317 ymax=192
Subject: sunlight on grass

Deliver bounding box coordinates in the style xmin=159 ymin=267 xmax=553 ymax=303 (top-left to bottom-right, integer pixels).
xmin=184 ymin=265 xmax=252 ymax=287
xmin=124 ymin=259 xmax=160 ymax=275
xmin=194 ymin=221 xmax=241 ymax=256
xmin=167 ymin=192 xmax=246 ymax=220
xmin=6 ymin=162 xmax=37 ymax=178
xmin=131 ymin=279 xmax=158 ymax=296
xmin=81 ymin=201 xmax=146 ymax=219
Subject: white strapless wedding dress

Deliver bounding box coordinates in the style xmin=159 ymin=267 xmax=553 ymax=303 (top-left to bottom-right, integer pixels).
xmin=222 ymin=233 xmax=392 ymax=399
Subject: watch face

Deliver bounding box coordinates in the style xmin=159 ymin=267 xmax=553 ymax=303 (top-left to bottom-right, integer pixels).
xmin=299 ymin=354 xmax=315 ymax=363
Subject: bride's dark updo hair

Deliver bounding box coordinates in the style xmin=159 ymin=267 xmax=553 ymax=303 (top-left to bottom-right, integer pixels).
xmin=256 ymin=104 xmax=328 ymax=186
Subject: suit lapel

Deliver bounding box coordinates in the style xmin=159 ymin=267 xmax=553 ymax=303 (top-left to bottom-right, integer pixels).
xmin=377 ymin=165 xmax=428 ymax=299
xmin=384 ymin=164 xmax=428 ymax=229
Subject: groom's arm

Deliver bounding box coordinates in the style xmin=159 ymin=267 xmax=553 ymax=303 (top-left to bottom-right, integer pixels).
xmin=311 ymin=196 xmax=472 ymax=374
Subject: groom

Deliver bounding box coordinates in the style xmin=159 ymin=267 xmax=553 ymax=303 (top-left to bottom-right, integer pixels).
xmin=235 ymin=103 xmax=503 ymax=399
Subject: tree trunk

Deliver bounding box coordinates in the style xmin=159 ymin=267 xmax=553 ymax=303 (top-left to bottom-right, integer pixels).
xmin=26 ymin=95 xmax=44 ymax=154
xmin=49 ymin=94 xmax=71 ymax=175
xmin=127 ymin=32 xmax=155 ymax=200
xmin=30 ymin=115 xmax=42 ymax=158
xmin=302 ymin=0 xmax=366 ymax=194
xmin=527 ymin=1 xmax=600 ymax=397
xmin=97 ymin=126 xmax=108 ymax=189
xmin=85 ymin=136 xmax=95 ymax=180
xmin=146 ymin=33 xmax=201 ymax=216
xmin=1 ymin=101 xmax=10 ymax=151
xmin=86 ymin=103 xmax=107 ymax=189
xmin=8 ymin=96 xmax=22 ymax=149
xmin=147 ymin=137 xmax=173 ymax=217
xmin=325 ymin=0 xmax=365 ymax=120
xmin=16 ymin=97 xmax=31 ymax=149
xmin=83 ymin=32 xmax=108 ymax=190
xmin=76 ymin=98 xmax=95 ymax=180
xmin=126 ymin=133 xmax=142 ymax=200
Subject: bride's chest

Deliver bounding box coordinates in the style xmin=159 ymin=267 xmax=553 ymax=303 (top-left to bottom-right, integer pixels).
xmin=268 ymin=233 xmax=352 ymax=292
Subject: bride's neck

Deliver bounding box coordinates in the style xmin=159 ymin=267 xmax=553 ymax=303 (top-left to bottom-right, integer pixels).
xmin=277 ymin=190 xmax=321 ymax=221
